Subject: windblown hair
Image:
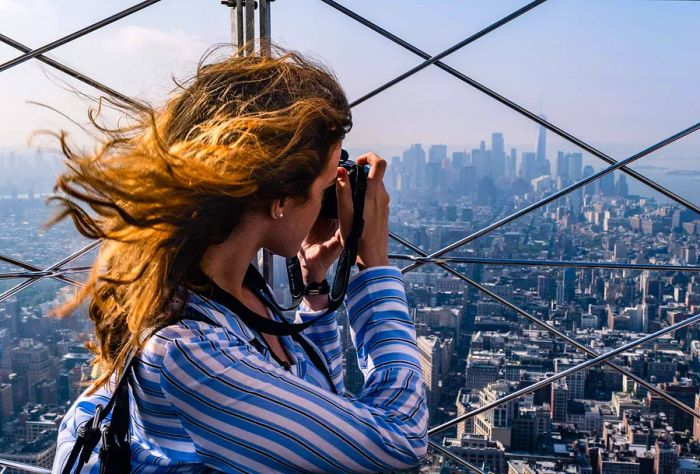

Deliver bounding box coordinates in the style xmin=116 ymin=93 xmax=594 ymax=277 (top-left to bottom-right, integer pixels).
xmin=48 ymin=46 xmax=352 ymax=391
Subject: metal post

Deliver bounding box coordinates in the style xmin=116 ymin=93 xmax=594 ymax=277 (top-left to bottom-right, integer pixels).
xmin=259 ymin=0 xmax=272 ymax=56
xmin=245 ymin=0 xmax=256 ymax=56
xmin=258 ymin=0 xmax=274 ymax=285
xmin=226 ymin=0 xmax=275 ymax=286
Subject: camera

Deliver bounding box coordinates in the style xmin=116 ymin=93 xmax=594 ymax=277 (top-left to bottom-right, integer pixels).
xmin=319 ymin=149 xmax=368 ymax=219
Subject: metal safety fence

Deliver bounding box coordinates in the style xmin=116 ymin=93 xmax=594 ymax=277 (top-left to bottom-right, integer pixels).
xmin=1 ymin=0 xmax=699 ymax=472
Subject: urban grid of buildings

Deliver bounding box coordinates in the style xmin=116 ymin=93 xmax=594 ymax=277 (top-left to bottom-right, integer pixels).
xmin=1 ymin=121 xmax=700 ymax=474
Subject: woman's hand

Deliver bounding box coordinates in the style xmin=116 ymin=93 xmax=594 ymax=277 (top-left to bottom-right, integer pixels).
xmin=298 ymin=167 xmax=354 ymax=306
xmin=354 ymin=153 xmax=390 ymax=270
xmin=298 ymin=153 xmax=390 ymax=308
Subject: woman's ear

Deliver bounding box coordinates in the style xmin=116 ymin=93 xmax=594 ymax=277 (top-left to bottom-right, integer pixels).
xmin=270 ymin=197 xmax=287 ymax=220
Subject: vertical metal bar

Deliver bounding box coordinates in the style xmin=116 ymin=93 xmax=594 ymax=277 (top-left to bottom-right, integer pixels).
xmin=236 ymin=0 xmax=244 ymax=55
xmin=262 ymin=251 xmax=274 ymax=287
xmin=229 ymin=2 xmax=238 ymax=47
xmin=259 ymin=0 xmax=271 ymax=56
xmin=245 ymin=0 xmax=256 ymax=56
xmin=258 ymin=0 xmax=273 ymax=286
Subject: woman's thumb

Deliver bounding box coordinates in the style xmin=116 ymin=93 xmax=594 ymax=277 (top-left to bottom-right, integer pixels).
xmin=336 ymin=167 xmax=354 ymax=244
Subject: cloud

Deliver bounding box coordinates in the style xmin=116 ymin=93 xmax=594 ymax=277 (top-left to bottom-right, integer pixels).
xmin=666 ymin=169 xmax=700 ymax=177
xmin=103 ymin=25 xmax=205 ymax=58
xmin=0 ymin=0 xmax=52 ymax=15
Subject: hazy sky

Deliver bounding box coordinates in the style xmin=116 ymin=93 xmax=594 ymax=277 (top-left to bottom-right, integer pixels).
xmin=1 ymin=0 xmax=699 ymax=170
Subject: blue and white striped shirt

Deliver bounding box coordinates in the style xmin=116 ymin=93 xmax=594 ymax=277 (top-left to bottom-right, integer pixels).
xmin=53 ymin=266 xmax=428 ymax=473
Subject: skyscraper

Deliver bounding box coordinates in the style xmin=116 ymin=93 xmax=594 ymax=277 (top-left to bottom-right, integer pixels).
xmin=550 ymin=382 xmax=569 ymax=422
xmin=535 ymin=115 xmax=550 ymax=176
xmin=556 ymin=267 xmax=577 ymax=305
xmin=474 ymin=380 xmax=518 ymax=450
xmin=582 ymin=165 xmax=596 ymax=196
xmin=506 ymin=148 xmax=517 ymax=179
xmin=654 ymin=438 xmax=679 ymax=474
xmin=600 ymin=171 xmax=616 ymax=196
xmin=402 ymin=144 xmax=426 ymax=190
xmin=471 ymin=147 xmax=487 ymax=180
xmin=569 ymin=152 xmax=583 ymax=180
xmin=417 ymin=335 xmax=452 ymax=416
xmin=428 ymin=144 xmax=447 ymax=164
xmin=617 ymin=174 xmax=629 ymax=197
xmin=452 ymin=151 xmax=467 ymax=169
xmin=491 ymin=132 xmax=505 ymax=178
xmin=556 ymin=151 xmax=568 ymax=179
xmin=520 ymin=152 xmax=538 ymax=181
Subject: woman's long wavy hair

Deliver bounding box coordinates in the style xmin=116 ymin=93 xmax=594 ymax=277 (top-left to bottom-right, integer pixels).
xmin=47 ymin=46 xmax=352 ymax=391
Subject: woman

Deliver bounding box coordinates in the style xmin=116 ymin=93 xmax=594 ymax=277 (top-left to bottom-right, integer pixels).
xmin=51 ymin=48 xmax=428 ymax=473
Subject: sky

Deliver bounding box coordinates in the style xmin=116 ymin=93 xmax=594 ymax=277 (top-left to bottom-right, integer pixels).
xmin=0 ymin=0 xmax=699 ymax=191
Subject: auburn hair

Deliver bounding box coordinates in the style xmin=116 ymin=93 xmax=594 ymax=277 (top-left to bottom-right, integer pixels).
xmin=47 ymin=46 xmax=352 ymax=391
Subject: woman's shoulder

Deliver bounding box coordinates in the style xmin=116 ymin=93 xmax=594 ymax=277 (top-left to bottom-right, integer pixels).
xmin=141 ymin=298 xmax=249 ymax=364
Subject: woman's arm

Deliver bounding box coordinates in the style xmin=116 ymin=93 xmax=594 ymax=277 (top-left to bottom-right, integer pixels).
xmin=159 ymin=266 xmax=427 ymax=473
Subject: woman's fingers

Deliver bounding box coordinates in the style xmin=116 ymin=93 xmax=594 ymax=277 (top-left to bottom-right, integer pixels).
xmin=336 ymin=167 xmax=354 ymax=245
xmin=353 ymin=152 xmax=390 ymax=269
xmin=356 ymin=153 xmax=387 ymax=182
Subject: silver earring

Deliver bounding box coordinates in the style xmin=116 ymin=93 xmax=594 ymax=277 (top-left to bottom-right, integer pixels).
xmin=276 ymin=213 xmax=284 ymax=219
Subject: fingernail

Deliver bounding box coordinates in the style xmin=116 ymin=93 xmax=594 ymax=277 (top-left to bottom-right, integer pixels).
xmin=338 ymin=167 xmax=347 ymax=177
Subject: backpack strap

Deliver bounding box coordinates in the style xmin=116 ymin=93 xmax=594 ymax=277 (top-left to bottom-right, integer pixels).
xmin=62 ymin=308 xmax=212 ymax=474
xmin=61 ymin=304 xmax=336 ymax=474
xmin=62 ymin=349 xmax=137 ymax=474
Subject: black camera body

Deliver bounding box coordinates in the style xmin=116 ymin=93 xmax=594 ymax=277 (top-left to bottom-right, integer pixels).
xmin=319 ymin=149 xmax=368 ymax=219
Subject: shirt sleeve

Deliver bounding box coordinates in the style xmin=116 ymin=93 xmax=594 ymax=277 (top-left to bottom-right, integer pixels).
xmin=344 ymin=266 xmax=424 ymax=387
xmin=294 ymin=301 xmax=345 ymax=395
xmin=159 ymin=266 xmax=428 ymax=474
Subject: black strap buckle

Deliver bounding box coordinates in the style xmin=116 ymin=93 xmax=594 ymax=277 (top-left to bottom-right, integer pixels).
xmin=75 ymin=404 xmax=103 ymax=466
xmin=99 ymin=424 xmax=131 ymax=474
xmin=303 ymin=279 xmax=330 ymax=296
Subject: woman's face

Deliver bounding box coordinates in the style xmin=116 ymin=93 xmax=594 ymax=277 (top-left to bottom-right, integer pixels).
xmin=266 ymin=142 xmax=342 ymax=257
